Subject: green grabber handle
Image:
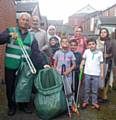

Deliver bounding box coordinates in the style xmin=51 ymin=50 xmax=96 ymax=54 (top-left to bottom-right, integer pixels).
xmin=79 ymin=67 xmax=83 ymax=81
xmin=76 ymin=66 xmax=84 ymax=105
xmin=17 ymin=37 xmax=24 ymax=47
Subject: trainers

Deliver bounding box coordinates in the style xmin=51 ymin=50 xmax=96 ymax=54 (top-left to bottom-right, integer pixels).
xmin=77 ymin=103 xmax=80 ymax=108
xmin=92 ymin=103 xmax=100 ymax=110
xmin=82 ymin=102 xmax=88 ymax=109
xmin=71 ymin=103 xmax=77 ymax=112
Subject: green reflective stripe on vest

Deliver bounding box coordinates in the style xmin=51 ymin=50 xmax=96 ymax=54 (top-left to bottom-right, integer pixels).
xmin=5 ymin=27 xmax=33 ymax=69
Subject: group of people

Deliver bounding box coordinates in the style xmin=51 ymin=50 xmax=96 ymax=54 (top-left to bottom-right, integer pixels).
xmin=0 ymin=12 xmax=113 ymax=117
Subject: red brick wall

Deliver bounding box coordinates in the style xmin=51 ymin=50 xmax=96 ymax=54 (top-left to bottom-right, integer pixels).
xmin=0 ymin=0 xmax=16 ymax=81
xmin=68 ymin=15 xmax=85 ymax=27
xmin=102 ymin=5 xmax=116 ymax=16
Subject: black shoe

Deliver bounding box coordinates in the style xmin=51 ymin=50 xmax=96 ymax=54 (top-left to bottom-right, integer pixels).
xmin=19 ymin=103 xmax=32 ymax=114
xmin=98 ymin=98 xmax=103 ymax=103
xmin=7 ymin=108 xmax=16 ymax=116
xmin=98 ymin=99 xmax=109 ymax=104
xmin=23 ymin=106 xmax=32 ymax=114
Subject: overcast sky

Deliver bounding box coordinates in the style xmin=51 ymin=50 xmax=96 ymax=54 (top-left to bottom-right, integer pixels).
xmin=39 ymin=0 xmax=116 ymax=23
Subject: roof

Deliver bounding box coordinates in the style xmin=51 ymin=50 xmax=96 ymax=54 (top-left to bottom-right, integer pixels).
xmin=99 ymin=16 xmax=116 ymax=25
xmin=41 ymin=16 xmax=47 ymax=22
xmin=85 ymin=11 xmax=102 ymax=18
xmin=76 ymin=4 xmax=96 ymax=14
xmin=41 ymin=16 xmax=48 ymax=25
xmin=16 ymin=1 xmax=38 ymax=12
xmin=70 ymin=4 xmax=96 ymax=17
xmin=83 ymin=31 xmax=98 ymax=39
xmin=103 ymin=3 xmax=116 ymax=12
xmin=48 ymin=20 xmax=63 ymax=26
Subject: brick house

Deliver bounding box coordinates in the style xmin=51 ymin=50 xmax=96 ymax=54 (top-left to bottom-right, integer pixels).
xmin=16 ymin=0 xmax=44 ymax=28
xmin=68 ymin=3 xmax=116 ymax=35
xmin=41 ymin=16 xmax=48 ymax=30
xmin=48 ymin=20 xmax=63 ymax=33
xmin=83 ymin=11 xmax=102 ymax=32
xmin=69 ymin=13 xmax=87 ymax=28
xmin=47 ymin=20 xmax=73 ymax=35
xmin=68 ymin=5 xmax=96 ymax=28
xmin=102 ymin=4 xmax=116 ymax=16
xmin=78 ymin=3 xmax=116 ymax=37
xmin=94 ymin=16 xmax=116 ymax=38
xmin=16 ymin=0 xmax=48 ymax=30
xmin=16 ymin=1 xmax=41 ymax=19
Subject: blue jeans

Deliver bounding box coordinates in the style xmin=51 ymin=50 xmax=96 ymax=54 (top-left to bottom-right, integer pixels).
xmin=84 ymin=74 xmax=100 ymax=104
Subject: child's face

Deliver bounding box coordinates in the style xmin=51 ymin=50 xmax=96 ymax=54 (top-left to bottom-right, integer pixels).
xmin=88 ymin=41 xmax=96 ymax=51
xmin=70 ymin=42 xmax=77 ymax=52
xmin=61 ymin=39 xmax=69 ymax=49
xmin=49 ymin=39 xmax=57 ymax=46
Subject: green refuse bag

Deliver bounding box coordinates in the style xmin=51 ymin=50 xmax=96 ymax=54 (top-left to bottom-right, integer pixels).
xmin=34 ymin=68 xmax=66 ymax=120
xmin=15 ymin=61 xmax=34 ymax=102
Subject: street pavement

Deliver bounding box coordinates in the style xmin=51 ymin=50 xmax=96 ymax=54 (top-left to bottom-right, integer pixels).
xmin=0 ymin=84 xmax=116 ymax=120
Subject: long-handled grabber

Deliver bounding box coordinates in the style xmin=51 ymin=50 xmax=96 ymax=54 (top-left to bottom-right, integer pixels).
xmin=71 ymin=97 xmax=80 ymax=117
xmin=71 ymin=71 xmax=80 ymax=117
xmin=76 ymin=66 xmax=83 ymax=107
xmin=61 ymin=64 xmax=71 ymax=118
xmin=12 ymin=28 xmax=36 ymax=74
xmin=72 ymin=70 xmax=75 ymax=95
xmin=17 ymin=37 xmax=36 ymax=74
xmin=62 ymin=64 xmax=80 ymax=117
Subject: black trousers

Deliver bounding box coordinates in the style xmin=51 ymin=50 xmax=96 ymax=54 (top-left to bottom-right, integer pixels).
xmin=5 ymin=67 xmax=17 ymax=109
xmin=74 ymin=71 xmax=79 ymax=101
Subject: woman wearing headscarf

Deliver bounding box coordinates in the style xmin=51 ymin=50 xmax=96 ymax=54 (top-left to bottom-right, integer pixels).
xmin=47 ymin=25 xmax=61 ymax=43
xmin=96 ymin=28 xmax=113 ymax=103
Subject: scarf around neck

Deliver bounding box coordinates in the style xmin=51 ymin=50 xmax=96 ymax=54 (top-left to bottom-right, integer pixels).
xmin=96 ymin=37 xmax=105 ymax=52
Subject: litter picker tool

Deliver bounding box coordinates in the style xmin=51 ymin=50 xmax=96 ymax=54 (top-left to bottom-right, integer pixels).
xmin=12 ymin=28 xmax=36 ymax=74
xmin=61 ymin=64 xmax=80 ymax=118
xmin=17 ymin=37 xmax=36 ymax=74
xmin=61 ymin=64 xmax=71 ymax=118
xmin=76 ymin=66 xmax=83 ymax=107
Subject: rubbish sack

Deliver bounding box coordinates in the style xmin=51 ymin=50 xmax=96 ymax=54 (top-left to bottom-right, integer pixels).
xmin=15 ymin=61 xmax=34 ymax=102
xmin=34 ymin=68 xmax=66 ymax=120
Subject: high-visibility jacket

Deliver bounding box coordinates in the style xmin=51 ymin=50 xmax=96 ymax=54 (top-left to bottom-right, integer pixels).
xmin=5 ymin=27 xmax=33 ymax=69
